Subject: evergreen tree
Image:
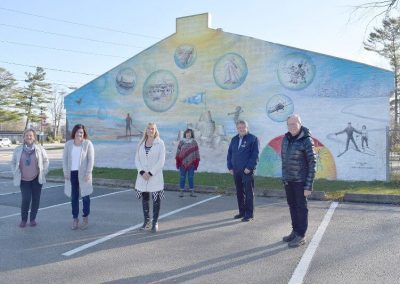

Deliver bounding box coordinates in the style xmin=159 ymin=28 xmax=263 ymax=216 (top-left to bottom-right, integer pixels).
xmin=0 ymin=67 xmax=21 ymax=123
xmin=14 ymin=67 xmax=52 ymax=130
xmin=364 ymin=17 xmax=400 ymax=125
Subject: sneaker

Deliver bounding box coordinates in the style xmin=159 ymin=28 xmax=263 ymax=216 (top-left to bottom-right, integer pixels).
xmin=179 ymin=191 xmax=184 ymax=197
xmin=233 ymin=214 xmax=244 ymax=219
xmin=29 ymin=220 xmax=37 ymax=227
xmin=282 ymin=231 xmax=296 ymax=242
xmin=190 ymin=191 xmax=197 ymax=197
xmin=19 ymin=221 xmax=27 ymax=228
xmin=241 ymin=217 xmax=253 ymax=222
xmin=288 ymin=234 xmax=306 ymax=248
xmin=80 ymin=216 xmax=89 ymax=230
xmin=71 ymin=218 xmax=79 ymax=230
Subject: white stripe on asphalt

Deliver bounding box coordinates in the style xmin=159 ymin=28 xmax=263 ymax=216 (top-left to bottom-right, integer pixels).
xmin=62 ymin=195 xmax=222 ymax=257
xmin=0 ymin=184 xmax=63 ymax=196
xmin=289 ymin=201 xmax=339 ymax=284
xmin=0 ymin=189 xmax=131 ymax=220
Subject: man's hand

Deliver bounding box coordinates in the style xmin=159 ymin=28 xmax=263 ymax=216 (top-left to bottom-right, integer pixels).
xmin=229 ymin=169 xmax=233 ymax=175
xmin=304 ymin=190 xmax=312 ymax=197
xmin=244 ymin=168 xmax=251 ymax=174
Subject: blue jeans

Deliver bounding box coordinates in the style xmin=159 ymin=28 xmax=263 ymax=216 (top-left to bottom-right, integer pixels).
xmin=179 ymin=166 xmax=195 ymax=190
xmin=284 ymin=181 xmax=308 ymax=237
xmin=70 ymin=171 xmax=90 ymax=219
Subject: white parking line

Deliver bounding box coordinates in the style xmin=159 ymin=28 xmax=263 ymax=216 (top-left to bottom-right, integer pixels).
xmin=289 ymin=201 xmax=339 ymax=284
xmin=62 ymin=195 xmax=222 ymax=257
xmin=0 ymin=184 xmax=63 ymax=196
xmin=0 ymin=189 xmax=131 ymax=220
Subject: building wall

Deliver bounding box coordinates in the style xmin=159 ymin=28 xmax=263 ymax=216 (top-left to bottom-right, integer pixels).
xmin=65 ymin=14 xmax=393 ymax=181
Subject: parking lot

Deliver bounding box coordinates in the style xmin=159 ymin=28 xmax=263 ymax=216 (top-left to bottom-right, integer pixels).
xmin=1 ymin=174 xmax=399 ymax=283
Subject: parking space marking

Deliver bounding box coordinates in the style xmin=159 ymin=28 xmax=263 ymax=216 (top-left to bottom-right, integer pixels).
xmin=62 ymin=195 xmax=222 ymax=257
xmin=289 ymin=201 xmax=339 ymax=284
xmin=0 ymin=184 xmax=64 ymax=196
xmin=0 ymin=189 xmax=131 ymax=220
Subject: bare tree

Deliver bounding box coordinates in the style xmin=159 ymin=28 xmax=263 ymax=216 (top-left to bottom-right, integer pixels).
xmin=353 ymin=1 xmax=399 ymax=18
xmin=48 ymin=88 xmax=65 ymax=138
xmin=364 ymin=17 xmax=400 ymax=125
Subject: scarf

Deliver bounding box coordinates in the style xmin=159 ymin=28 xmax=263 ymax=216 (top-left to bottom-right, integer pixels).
xmin=23 ymin=143 xmax=36 ymax=166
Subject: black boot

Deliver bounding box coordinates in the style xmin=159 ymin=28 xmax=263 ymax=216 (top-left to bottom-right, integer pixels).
xmin=140 ymin=198 xmax=151 ymax=230
xmin=151 ymin=196 xmax=161 ymax=233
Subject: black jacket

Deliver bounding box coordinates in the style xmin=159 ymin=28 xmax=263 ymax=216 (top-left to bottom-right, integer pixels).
xmin=227 ymin=133 xmax=259 ymax=171
xmin=281 ymin=126 xmax=316 ymax=190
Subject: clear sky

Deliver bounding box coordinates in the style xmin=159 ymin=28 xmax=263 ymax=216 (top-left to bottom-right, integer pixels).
xmin=0 ymin=0 xmax=393 ymax=92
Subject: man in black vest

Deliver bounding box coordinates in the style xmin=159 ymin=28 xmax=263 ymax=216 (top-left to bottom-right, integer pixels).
xmin=281 ymin=114 xmax=316 ymax=248
xmin=227 ymin=120 xmax=259 ymax=222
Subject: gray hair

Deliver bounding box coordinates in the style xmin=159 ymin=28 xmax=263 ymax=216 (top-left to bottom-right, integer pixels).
xmin=236 ymin=119 xmax=248 ymax=128
xmin=23 ymin=128 xmax=37 ymax=143
xmin=287 ymin=114 xmax=302 ymax=125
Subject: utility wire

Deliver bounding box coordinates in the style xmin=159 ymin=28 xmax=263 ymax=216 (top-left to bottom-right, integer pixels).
xmin=0 ymin=60 xmax=99 ymax=76
xmin=0 ymin=6 xmax=160 ymax=39
xmin=0 ymin=23 xmax=144 ymax=48
xmin=0 ymin=39 xmax=128 ymax=58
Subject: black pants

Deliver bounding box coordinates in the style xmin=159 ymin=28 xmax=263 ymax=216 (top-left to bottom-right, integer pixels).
xmin=233 ymin=170 xmax=254 ymax=218
xmin=20 ymin=176 xmax=42 ymax=222
xmin=142 ymin=192 xmax=161 ymax=225
xmin=285 ymin=181 xmax=308 ymax=237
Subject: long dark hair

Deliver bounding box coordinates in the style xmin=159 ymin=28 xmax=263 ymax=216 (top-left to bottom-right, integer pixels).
xmin=71 ymin=124 xmax=88 ymax=139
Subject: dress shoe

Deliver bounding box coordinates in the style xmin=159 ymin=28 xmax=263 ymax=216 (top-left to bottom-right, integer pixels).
xmin=29 ymin=220 xmax=37 ymax=227
xmin=234 ymin=214 xmax=244 ymax=219
xmin=19 ymin=221 xmax=27 ymax=228
xmin=288 ymin=234 xmax=306 ymax=248
xmin=151 ymin=222 xmax=158 ymax=233
xmin=282 ymin=230 xmax=296 ymax=242
xmin=241 ymin=217 xmax=253 ymax=222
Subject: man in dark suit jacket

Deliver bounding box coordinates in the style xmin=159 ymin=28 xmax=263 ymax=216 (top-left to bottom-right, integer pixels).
xmin=227 ymin=120 xmax=260 ymax=222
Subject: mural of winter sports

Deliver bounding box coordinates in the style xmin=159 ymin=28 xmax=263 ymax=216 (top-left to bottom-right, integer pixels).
xmin=65 ymin=13 xmax=393 ymax=181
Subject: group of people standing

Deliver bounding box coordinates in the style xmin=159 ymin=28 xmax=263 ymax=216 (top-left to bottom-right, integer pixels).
xmin=11 ymin=114 xmax=316 ymax=249
xmin=227 ymin=115 xmax=316 ymax=248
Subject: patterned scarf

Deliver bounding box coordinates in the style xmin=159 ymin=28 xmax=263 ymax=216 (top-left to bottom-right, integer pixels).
xmin=23 ymin=143 xmax=36 ymax=166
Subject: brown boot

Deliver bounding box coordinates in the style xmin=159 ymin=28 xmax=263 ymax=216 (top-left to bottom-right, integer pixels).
xmin=71 ymin=218 xmax=79 ymax=230
xmin=80 ymin=216 xmax=89 ymax=230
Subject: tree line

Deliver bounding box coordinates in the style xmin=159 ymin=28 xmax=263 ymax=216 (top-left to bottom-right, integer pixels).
xmin=0 ymin=66 xmax=66 ymax=139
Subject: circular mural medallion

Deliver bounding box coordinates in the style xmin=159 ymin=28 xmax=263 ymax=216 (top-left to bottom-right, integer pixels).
xmin=115 ymin=68 xmax=137 ymax=95
xmin=213 ymin=52 xmax=248 ymax=90
xmin=277 ymin=53 xmax=316 ymax=90
xmin=174 ymin=44 xmax=196 ymax=69
xmin=142 ymin=70 xmax=178 ymax=112
xmin=266 ymin=94 xmax=294 ymax=122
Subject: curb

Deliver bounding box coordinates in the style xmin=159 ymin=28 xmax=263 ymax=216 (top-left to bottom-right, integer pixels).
xmin=2 ymin=174 xmax=400 ymax=205
xmin=343 ymin=193 xmax=400 ymax=205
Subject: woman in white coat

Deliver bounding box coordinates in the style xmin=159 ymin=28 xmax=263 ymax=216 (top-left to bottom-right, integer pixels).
xmin=63 ymin=124 xmax=94 ymax=230
xmin=11 ymin=128 xmax=49 ymax=228
xmin=135 ymin=122 xmax=165 ymax=233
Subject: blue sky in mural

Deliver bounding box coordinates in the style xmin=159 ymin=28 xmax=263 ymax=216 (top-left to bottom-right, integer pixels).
xmin=0 ymin=0 xmax=395 ymax=91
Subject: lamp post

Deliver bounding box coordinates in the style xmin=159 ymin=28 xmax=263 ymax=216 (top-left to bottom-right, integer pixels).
xmin=40 ymin=107 xmax=44 ymax=146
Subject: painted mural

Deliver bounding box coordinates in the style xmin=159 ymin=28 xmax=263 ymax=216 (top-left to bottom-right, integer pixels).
xmin=65 ymin=13 xmax=394 ymax=181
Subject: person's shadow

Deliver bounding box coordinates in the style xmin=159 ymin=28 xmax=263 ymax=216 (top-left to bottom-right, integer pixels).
xmin=103 ymin=241 xmax=287 ymax=283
